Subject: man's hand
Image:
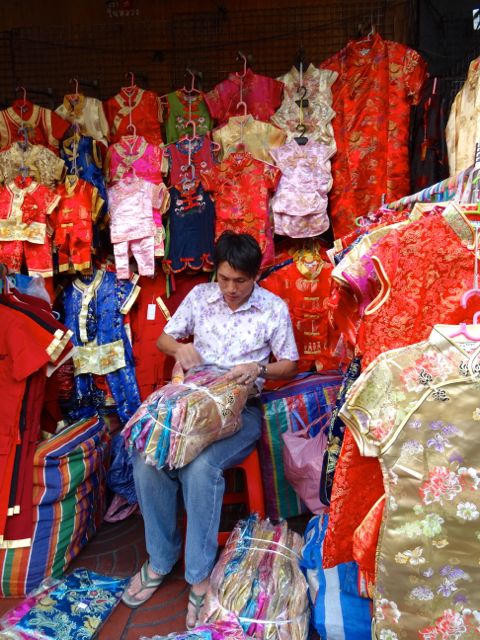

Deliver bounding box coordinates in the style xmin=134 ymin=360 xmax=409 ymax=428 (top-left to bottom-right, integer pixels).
xmin=225 ymin=362 xmax=260 ymax=385
xmin=174 ymin=343 xmax=203 ymax=370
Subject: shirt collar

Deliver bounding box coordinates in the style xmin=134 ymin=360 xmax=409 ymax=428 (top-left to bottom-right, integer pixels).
xmin=441 ymin=202 xmax=477 ymax=249
xmin=430 ymin=325 xmax=480 ymax=362
xmin=206 ymin=282 xmax=265 ymax=311
xmin=63 ymin=93 xmax=85 ymax=116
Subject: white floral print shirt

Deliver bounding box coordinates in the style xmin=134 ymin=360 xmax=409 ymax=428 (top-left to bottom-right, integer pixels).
xmin=164 ymin=283 xmax=299 ymax=373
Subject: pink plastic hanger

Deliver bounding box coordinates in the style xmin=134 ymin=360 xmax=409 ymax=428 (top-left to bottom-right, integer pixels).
xmin=447 ymin=322 xmax=480 ymax=342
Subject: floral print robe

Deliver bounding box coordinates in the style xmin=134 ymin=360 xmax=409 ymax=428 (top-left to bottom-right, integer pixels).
xmin=341 ymin=326 xmax=480 ymax=639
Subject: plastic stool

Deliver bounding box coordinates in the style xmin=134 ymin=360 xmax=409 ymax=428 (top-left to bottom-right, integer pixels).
xmin=218 ymin=448 xmax=265 ymax=546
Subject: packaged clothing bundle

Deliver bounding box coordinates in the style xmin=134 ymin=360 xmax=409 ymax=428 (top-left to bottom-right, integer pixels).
xmin=123 ymin=365 xmax=249 ymax=470
xmin=0 ymin=578 xmax=61 ymax=640
xmin=300 ymin=515 xmax=371 ymax=640
xmin=140 ymin=620 xmax=246 ymax=639
xmin=0 ymin=416 xmax=109 ymax=597
xmin=0 ymin=569 xmax=127 ymax=640
xmin=258 ymin=373 xmax=342 ymax=520
xmin=204 ymin=515 xmax=309 ymax=640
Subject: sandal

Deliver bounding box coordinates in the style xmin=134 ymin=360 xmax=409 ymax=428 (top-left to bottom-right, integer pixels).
xmin=121 ymin=561 xmax=165 ymax=608
xmin=186 ymin=588 xmax=206 ymax=630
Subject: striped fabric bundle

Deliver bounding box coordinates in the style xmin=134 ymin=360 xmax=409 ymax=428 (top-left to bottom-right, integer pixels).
xmin=0 ymin=416 xmax=110 ymax=597
xmin=259 ymin=374 xmax=342 ymax=520
xmin=300 ymin=515 xmax=372 ymax=639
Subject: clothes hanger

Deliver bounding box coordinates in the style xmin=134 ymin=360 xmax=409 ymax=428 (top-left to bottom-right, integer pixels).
xmin=14 ymin=86 xmax=30 ymax=117
xmin=122 ymin=71 xmax=137 ymax=95
xmin=294 ymin=123 xmax=308 ymax=146
xmin=66 ymin=78 xmax=82 ymax=105
xmin=294 ymin=46 xmax=311 ymax=72
xmin=236 ymin=51 xmax=249 ymax=80
xmin=181 ymin=68 xmax=201 ymax=95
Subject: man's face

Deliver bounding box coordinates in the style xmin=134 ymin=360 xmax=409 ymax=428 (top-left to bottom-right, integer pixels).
xmin=217 ymin=261 xmax=256 ymax=310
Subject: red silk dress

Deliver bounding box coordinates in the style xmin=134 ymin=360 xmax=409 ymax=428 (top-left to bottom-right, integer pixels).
xmin=201 ymin=151 xmax=280 ymax=268
xmin=205 ymin=69 xmax=283 ymax=125
xmin=51 ymin=177 xmax=103 ymax=273
xmin=320 ymin=34 xmax=427 ymax=239
xmin=260 ymin=250 xmax=341 ymax=373
xmin=0 ymin=101 xmax=69 ymax=154
xmin=103 ymin=86 xmax=163 ymax=145
xmin=0 ymin=176 xmax=60 ymax=277
xmin=323 ymin=205 xmax=480 ymax=578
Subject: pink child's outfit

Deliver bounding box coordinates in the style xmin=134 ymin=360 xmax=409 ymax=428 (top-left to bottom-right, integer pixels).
xmin=270 ymin=139 xmax=334 ymax=237
xmin=106 ymin=136 xmax=169 ymax=258
xmin=108 ymin=175 xmax=167 ymax=279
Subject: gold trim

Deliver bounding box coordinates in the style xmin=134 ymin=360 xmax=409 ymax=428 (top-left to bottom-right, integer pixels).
xmin=364 ymin=256 xmax=392 ymax=315
xmin=74 ymin=269 xmax=104 ymax=342
xmin=156 ymin=296 xmax=171 ymax=321
xmin=6 ymin=505 xmax=20 ymax=516
xmin=50 ymin=329 xmax=73 ymax=362
xmin=46 ymin=331 xmax=63 ymax=359
xmin=442 ymin=202 xmax=475 ymax=248
xmin=121 ymin=283 xmax=141 ymax=315
xmin=0 ymin=537 xmax=32 ymax=549
xmin=71 ymin=260 xmax=93 ymax=273
xmin=73 ymin=339 xmax=126 ymax=375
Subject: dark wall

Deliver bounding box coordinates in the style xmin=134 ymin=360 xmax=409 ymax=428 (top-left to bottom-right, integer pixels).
xmin=418 ymin=0 xmax=480 ymax=76
xmin=0 ymin=0 xmax=410 ymax=108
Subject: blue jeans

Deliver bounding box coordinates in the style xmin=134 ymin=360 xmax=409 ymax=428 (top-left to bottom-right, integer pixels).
xmin=132 ymin=403 xmax=262 ymax=584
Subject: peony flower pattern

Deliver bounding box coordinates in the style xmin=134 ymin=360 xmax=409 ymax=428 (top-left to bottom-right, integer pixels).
xmin=419 ymin=608 xmax=470 ymax=639
xmin=344 ymin=335 xmax=480 ymax=638
xmin=420 ymin=467 xmax=462 ymax=506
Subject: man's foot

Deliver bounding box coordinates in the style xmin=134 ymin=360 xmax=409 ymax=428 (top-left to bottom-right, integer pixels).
xmin=121 ymin=561 xmax=165 ymax=608
xmin=185 ymin=578 xmax=209 ymax=629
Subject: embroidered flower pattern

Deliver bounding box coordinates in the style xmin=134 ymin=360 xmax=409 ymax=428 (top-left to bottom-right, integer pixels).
xmin=456 ymin=501 xmax=480 ymax=521
xmin=376 ymin=598 xmax=401 ymax=624
xmin=395 ymin=546 xmax=426 ymax=566
xmin=420 ymin=467 xmax=462 ymax=506
xmin=419 ymin=608 xmax=469 ymax=639
xmin=401 ymin=439 xmax=424 ymax=456
xmin=410 ymin=586 xmax=434 ymax=601
xmin=395 ymin=513 xmax=444 ymax=539
xmin=379 ymin=630 xmax=400 ymax=640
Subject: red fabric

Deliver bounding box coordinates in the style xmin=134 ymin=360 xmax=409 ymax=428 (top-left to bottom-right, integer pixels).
xmin=201 ymin=151 xmax=280 ymax=268
xmin=323 ymin=210 xmax=480 ymax=571
xmin=0 ymin=177 xmax=58 ymax=276
xmin=352 ymin=495 xmax=385 ymax=576
xmin=3 ymin=368 xmax=46 ymax=544
xmin=320 ymin=34 xmax=427 ymax=239
xmin=358 ymin=211 xmax=480 ymax=366
xmin=0 ymin=176 xmax=58 ymax=231
xmin=0 ymin=304 xmax=57 ymax=537
xmin=0 ymin=236 xmax=54 ymax=277
xmin=205 ymin=69 xmax=284 ymax=125
xmin=51 ymin=178 xmax=99 ymax=272
xmin=260 ymin=255 xmax=342 ymax=373
xmin=103 ymin=87 xmax=162 ymax=145
xmin=0 ymin=101 xmax=69 ymax=153
xmin=131 ymin=272 xmax=210 ymax=400
xmin=166 ymin=135 xmax=216 ymax=185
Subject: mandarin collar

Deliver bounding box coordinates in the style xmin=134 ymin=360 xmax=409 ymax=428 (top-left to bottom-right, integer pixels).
xmin=206 ymin=282 xmax=264 ymax=312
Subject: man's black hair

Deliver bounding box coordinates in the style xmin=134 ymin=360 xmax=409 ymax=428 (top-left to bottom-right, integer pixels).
xmin=213 ymin=231 xmax=262 ymax=278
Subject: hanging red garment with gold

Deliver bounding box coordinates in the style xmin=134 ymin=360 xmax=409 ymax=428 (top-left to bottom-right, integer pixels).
xmin=323 ymin=205 xmax=480 ymax=578
xmin=260 ymin=248 xmax=342 ymax=372
xmin=320 ymin=34 xmax=427 ymax=239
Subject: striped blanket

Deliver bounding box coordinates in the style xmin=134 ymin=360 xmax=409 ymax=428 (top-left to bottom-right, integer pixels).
xmin=259 ymin=374 xmax=341 ymax=520
xmin=0 ymin=416 xmax=110 ymax=597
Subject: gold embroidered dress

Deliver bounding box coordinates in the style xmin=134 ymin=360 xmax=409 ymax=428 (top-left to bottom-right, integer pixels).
xmin=341 ymin=326 xmax=480 ymax=639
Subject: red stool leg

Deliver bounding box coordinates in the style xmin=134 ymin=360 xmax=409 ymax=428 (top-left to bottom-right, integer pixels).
xmin=242 ymin=448 xmax=266 ymax=519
